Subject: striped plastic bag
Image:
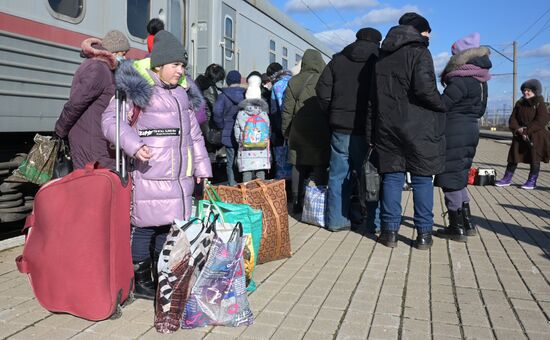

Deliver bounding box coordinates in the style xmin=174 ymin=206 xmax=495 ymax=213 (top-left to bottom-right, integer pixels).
xmin=301 ymin=184 xmax=327 ymax=227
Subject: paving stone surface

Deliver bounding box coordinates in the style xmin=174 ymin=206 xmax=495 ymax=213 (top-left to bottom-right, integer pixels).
xmin=0 ymin=139 xmax=549 ymax=339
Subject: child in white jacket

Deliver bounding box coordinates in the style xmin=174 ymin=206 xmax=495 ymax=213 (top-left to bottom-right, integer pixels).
xmin=234 ymin=75 xmax=271 ymax=182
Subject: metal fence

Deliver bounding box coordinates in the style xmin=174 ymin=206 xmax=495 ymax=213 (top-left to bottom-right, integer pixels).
xmin=479 ymin=112 xmax=511 ymax=130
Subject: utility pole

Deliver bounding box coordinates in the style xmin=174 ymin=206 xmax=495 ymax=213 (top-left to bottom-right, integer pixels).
xmin=513 ymin=41 xmax=517 ymax=108
xmin=484 ymin=43 xmax=517 ymax=110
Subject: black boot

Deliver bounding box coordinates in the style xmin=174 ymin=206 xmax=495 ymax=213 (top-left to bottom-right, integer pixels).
xmin=151 ymin=251 xmax=160 ymax=287
xmin=437 ymin=210 xmax=467 ymax=242
xmin=462 ymin=202 xmax=476 ymax=236
xmin=414 ymin=232 xmax=433 ymax=250
xmin=378 ymin=230 xmax=398 ymax=248
xmin=133 ymin=259 xmax=156 ymax=300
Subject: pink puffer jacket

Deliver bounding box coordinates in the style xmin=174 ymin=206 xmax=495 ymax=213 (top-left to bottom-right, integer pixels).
xmin=102 ymin=60 xmax=212 ymax=227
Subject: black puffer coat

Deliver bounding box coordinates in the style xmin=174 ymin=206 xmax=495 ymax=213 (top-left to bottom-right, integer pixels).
xmin=373 ymin=25 xmax=446 ymax=175
xmin=434 ymin=47 xmax=491 ymax=190
xmin=316 ymin=39 xmax=379 ymax=135
xmin=195 ymin=75 xmax=220 ymax=145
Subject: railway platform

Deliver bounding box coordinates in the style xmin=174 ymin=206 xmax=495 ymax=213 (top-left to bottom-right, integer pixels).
xmin=1 ymin=138 xmax=549 ymax=339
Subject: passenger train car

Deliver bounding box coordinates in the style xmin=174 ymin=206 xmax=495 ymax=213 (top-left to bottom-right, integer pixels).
xmin=0 ymin=0 xmax=332 ymax=158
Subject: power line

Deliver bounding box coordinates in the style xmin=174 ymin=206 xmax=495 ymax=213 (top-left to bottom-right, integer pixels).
xmin=514 ymin=7 xmax=550 ymax=42
xmin=521 ymin=15 xmax=550 ymax=48
xmin=299 ymin=0 xmax=348 ymax=44
xmin=327 ymin=0 xmax=347 ymax=24
xmin=498 ymin=8 xmax=550 ymax=53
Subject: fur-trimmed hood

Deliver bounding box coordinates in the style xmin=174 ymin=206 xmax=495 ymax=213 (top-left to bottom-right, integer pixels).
xmin=186 ymin=76 xmax=205 ymax=115
xmin=270 ymin=69 xmax=293 ymax=84
xmin=441 ymin=46 xmax=491 ymax=78
xmin=519 ymin=94 xmax=545 ymax=107
xmin=114 ymin=59 xmax=205 ymax=111
xmin=238 ymin=98 xmax=269 ymax=113
xmin=81 ymin=37 xmax=117 ymax=70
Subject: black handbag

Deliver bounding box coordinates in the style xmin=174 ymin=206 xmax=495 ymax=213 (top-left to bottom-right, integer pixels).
xmin=360 ymin=148 xmax=380 ymax=202
xmin=206 ymin=127 xmax=222 ymax=146
xmin=52 ymin=138 xmax=73 ymax=179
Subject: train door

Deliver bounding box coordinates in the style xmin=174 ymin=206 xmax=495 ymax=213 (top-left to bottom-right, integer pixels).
xmin=167 ymin=0 xmax=185 ymax=46
xmin=221 ymin=3 xmax=236 ymax=71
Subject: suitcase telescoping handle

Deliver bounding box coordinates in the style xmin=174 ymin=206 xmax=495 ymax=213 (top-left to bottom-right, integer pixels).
xmin=115 ymin=89 xmax=127 ymax=181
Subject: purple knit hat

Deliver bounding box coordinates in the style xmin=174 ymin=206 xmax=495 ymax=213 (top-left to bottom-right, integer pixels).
xmin=451 ymin=32 xmax=481 ymax=55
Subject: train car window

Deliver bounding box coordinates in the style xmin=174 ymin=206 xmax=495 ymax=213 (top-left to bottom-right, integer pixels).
xmin=169 ymin=0 xmax=183 ymax=43
xmin=282 ymin=47 xmax=288 ymax=69
xmin=296 ymin=54 xmax=302 ymax=63
xmin=269 ymin=40 xmax=276 ymax=64
xmin=127 ymin=0 xmax=150 ymax=39
xmin=282 ymin=58 xmax=288 ymax=70
xmin=224 ymin=16 xmax=234 ymax=60
xmin=47 ymin=0 xmax=84 ymax=20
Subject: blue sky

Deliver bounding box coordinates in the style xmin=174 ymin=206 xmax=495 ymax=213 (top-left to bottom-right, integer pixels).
xmin=269 ymin=0 xmax=550 ymax=111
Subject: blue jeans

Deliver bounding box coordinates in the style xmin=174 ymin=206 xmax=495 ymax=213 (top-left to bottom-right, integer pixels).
xmin=225 ymin=147 xmax=237 ymax=185
xmin=381 ymin=172 xmax=434 ymax=234
xmin=326 ymin=132 xmax=367 ymax=229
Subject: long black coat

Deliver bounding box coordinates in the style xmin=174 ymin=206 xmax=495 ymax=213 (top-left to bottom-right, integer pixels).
xmin=373 ymin=25 xmax=446 ymax=175
xmin=316 ymin=39 xmax=379 ymax=135
xmin=434 ymin=48 xmax=491 ymax=190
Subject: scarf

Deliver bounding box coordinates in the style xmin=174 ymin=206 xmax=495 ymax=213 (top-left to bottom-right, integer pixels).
xmin=444 ymin=64 xmax=491 ymax=84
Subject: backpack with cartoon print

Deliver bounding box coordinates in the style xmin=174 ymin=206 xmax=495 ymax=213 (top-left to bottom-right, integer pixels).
xmin=242 ymin=114 xmax=269 ymax=149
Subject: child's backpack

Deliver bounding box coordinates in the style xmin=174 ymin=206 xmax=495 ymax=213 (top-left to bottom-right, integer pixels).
xmin=242 ymin=114 xmax=269 ymax=149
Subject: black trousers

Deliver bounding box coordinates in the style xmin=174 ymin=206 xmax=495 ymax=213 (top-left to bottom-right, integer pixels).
xmin=131 ymin=225 xmax=170 ymax=262
xmin=506 ymin=162 xmax=540 ymax=176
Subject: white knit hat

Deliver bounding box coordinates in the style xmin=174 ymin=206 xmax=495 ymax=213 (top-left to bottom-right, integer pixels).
xmin=245 ymin=75 xmax=262 ymax=99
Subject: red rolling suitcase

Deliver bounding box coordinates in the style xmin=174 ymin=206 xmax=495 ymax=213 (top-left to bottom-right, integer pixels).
xmin=16 ymin=90 xmax=134 ymax=320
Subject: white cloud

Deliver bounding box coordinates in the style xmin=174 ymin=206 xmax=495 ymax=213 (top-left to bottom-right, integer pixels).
xmin=314 ymin=28 xmax=356 ymax=52
xmin=285 ymin=0 xmax=379 ymax=12
xmin=433 ymin=52 xmax=451 ymax=75
xmin=530 ymin=68 xmax=550 ymax=78
xmin=351 ymin=5 xmax=420 ymax=26
xmin=521 ymin=44 xmax=550 ymax=58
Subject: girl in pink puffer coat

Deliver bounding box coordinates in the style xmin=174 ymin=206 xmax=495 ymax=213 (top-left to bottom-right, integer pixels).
xmin=102 ymin=31 xmax=212 ymax=301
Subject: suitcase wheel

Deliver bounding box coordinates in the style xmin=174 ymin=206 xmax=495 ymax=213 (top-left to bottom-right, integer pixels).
xmin=109 ymin=290 xmax=123 ymax=320
xmin=122 ymin=278 xmax=136 ymax=307
xmin=110 ymin=304 xmax=123 ymax=320
xmin=123 ymin=291 xmax=136 ymax=307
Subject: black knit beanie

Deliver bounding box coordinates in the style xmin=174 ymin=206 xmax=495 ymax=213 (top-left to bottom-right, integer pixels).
xmin=399 ymin=12 xmax=432 ymax=33
xmin=356 ymin=28 xmax=382 ymax=43
xmin=150 ymin=30 xmax=188 ymax=68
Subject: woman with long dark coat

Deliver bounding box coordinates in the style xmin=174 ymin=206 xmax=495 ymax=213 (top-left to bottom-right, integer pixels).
xmin=434 ymin=33 xmax=491 ymax=242
xmin=495 ymin=79 xmax=550 ymax=189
